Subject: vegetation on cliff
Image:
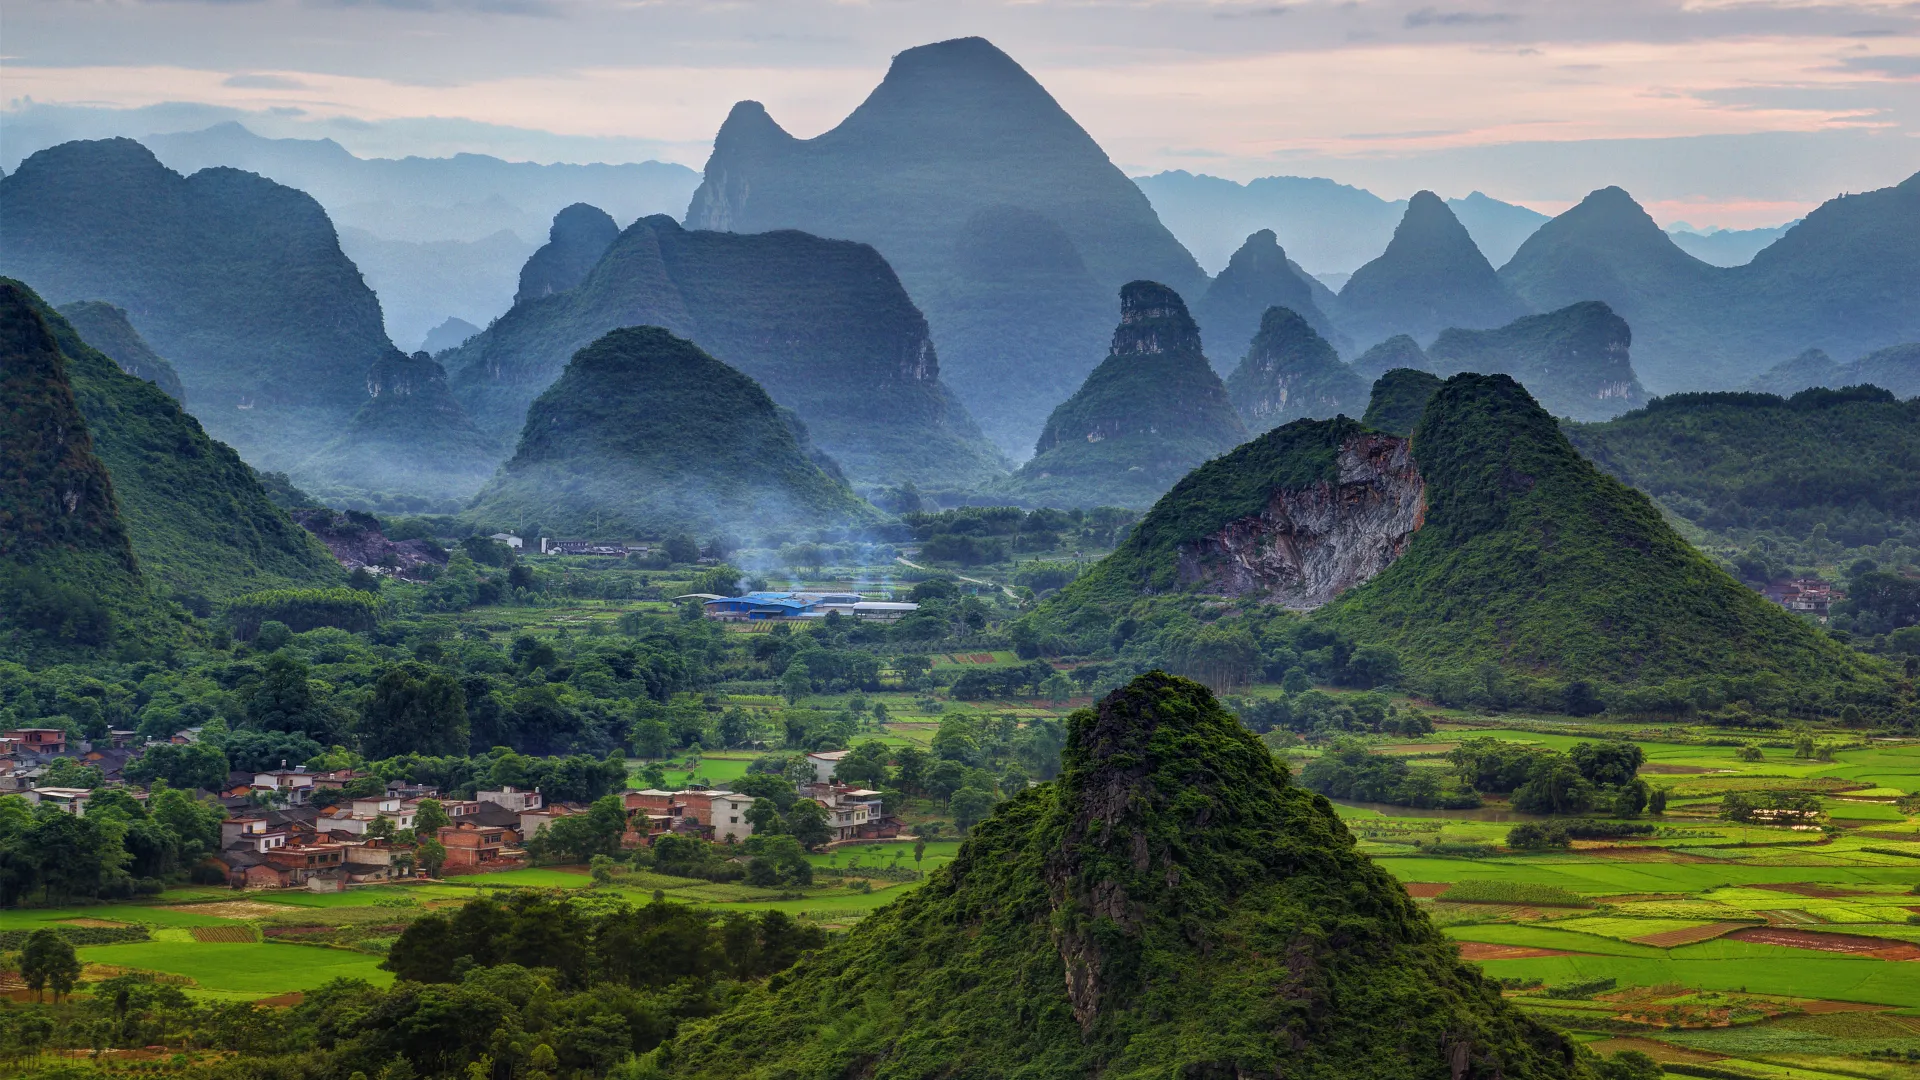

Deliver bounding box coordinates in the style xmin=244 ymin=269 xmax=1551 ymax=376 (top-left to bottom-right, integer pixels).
xmin=1225 ymin=305 xmax=1368 ymax=432
xmin=1362 ymin=368 xmax=1444 ymax=437
xmin=465 ymin=326 xmax=878 ymax=538
xmin=657 ymin=671 xmax=1587 ymax=1080
xmin=996 ymin=282 xmax=1247 ymax=509
xmin=54 ymin=300 xmax=184 ymax=402
xmin=1566 ymin=386 xmax=1920 ymax=584
xmin=15 ymin=280 xmax=343 ymax=607
xmin=0 ymin=138 xmax=398 ymax=469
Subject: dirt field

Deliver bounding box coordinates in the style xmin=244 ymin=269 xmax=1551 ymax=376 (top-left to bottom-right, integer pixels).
xmin=1402 ymin=882 xmax=1452 ymax=898
xmin=169 ymin=901 xmax=290 ymax=919
xmin=190 ymin=926 xmax=257 ymax=943
xmin=1728 ymin=927 xmax=1920 ymax=959
xmin=1456 ymin=942 xmax=1576 ymax=960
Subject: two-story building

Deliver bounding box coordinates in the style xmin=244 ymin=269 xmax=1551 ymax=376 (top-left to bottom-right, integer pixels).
xmin=477 ymin=786 xmax=543 ymax=813
xmin=3 ymin=729 xmax=68 ymax=755
xmin=437 ymin=821 xmax=522 ymax=871
xmin=252 ymin=769 xmax=317 ymax=806
xmin=26 ymin=787 xmax=94 ymax=815
xmin=677 ymin=791 xmax=757 ymax=843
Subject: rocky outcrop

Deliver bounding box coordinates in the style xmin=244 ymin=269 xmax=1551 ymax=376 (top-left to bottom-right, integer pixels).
xmin=293 ymin=508 xmax=447 ymax=578
xmin=1174 ymin=431 xmax=1424 ymax=609
xmin=514 ymin=203 xmax=620 ymax=304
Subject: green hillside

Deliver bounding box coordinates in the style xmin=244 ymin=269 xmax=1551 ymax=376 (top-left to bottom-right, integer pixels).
xmin=1565 ymin=386 xmax=1920 ymax=573
xmin=1362 ymin=367 xmax=1443 ymax=437
xmin=1351 ymin=334 xmax=1431 ymax=382
xmin=0 ymin=281 xmax=172 ymax=662
xmin=658 ymin=671 xmax=1586 ymax=1080
xmin=465 ymin=326 xmax=879 ymax=538
xmin=996 ymin=281 xmax=1247 ymax=509
xmin=1225 ymin=305 xmax=1368 ymax=432
xmin=16 ymin=281 xmax=343 ymax=604
xmin=55 ymin=300 xmax=185 ymax=402
xmin=1194 ymin=229 xmax=1345 ymax=369
xmin=1319 ymin=374 xmax=1889 ymax=694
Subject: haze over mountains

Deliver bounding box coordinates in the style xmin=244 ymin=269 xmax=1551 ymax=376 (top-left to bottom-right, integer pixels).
xmin=683 ymin=36 xmax=1207 ymax=457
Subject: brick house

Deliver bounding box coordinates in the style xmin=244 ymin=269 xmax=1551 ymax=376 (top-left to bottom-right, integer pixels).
xmin=437 ymin=821 xmax=523 ymax=872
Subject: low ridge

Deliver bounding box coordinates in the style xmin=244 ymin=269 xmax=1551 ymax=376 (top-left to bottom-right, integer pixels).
xmin=1427 ymin=301 xmax=1646 ymax=421
xmin=1194 ymin=229 xmax=1345 ymax=371
xmin=56 ymin=300 xmax=185 ymax=402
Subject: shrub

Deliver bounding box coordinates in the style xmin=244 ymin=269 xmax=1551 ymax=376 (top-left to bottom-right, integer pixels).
xmin=227 ymin=588 xmax=381 ymax=639
xmin=1506 ymin=821 xmax=1571 ymax=849
xmin=1544 ymin=977 xmax=1616 ymax=999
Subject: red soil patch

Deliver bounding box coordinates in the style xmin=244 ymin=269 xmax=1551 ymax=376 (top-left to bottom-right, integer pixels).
xmin=1729 ymin=927 xmax=1920 ymax=959
xmin=1630 ymin=921 xmax=1755 ymax=948
xmin=1457 ymin=942 xmax=1576 ymax=960
xmin=1402 ymin=882 xmax=1451 ymax=898
xmin=262 ymin=925 xmax=332 ymax=938
xmin=253 ymin=992 xmax=305 ymax=1007
xmin=60 ymin=918 xmax=130 ymax=928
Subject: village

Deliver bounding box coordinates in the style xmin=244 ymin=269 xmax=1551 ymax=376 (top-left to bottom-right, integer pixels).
xmin=0 ymin=725 xmax=903 ymax=893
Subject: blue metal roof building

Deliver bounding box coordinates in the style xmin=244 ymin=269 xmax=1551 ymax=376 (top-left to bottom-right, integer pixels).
xmin=701 ymin=593 xmax=824 ymax=620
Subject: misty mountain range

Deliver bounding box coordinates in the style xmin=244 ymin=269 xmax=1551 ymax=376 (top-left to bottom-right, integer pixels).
xmin=1 ymin=33 xmax=1914 ymax=522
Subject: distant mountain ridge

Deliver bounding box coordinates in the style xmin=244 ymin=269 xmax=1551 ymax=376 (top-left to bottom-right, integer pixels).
xmin=1133 ymin=170 xmax=1550 ymax=274
xmin=0 ymin=137 xmax=404 ymax=471
xmin=1335 ymin=191 xmax=1531 ymax=350
xmin=443 ymin=210 xmax=1005 ymax=490
xmin=684 ymin=36 xmax=1208 ymax=456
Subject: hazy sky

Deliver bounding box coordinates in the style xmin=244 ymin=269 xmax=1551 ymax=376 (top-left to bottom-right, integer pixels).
xmin=7 ymin=0 xmax=1919 ymax=227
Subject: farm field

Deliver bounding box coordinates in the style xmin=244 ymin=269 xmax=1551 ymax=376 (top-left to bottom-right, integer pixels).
xmin=1335 ymin=719 xmax=1920 ymax=1079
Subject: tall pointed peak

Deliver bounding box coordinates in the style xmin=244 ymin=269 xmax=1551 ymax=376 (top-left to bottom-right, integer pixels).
xmin=1395 ymin=189 xmax=1478 ymax=248
xmin=1223 ymin=228 xmax=1289 ymax=273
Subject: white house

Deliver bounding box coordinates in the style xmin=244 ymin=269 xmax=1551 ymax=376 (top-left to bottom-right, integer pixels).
xmin=488 ymin=533 xmax=524 ymax=550
xmin=478 ymin=786 xmax=543 ymax=813
xmin=805 ymin=750 xmax=852 ymax=784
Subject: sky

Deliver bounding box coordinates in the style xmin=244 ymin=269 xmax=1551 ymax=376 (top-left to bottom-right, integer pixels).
xmin=6 ymin=0 xmax=1920 ymax=228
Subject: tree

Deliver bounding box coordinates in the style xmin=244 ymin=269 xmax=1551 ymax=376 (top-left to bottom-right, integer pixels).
xmin=413 ymin=798 xmax=452 ymax=836
xmin=1506 ymin=822 xmax=1570 ymax=850
xmin=745 ymin=798 xmax=784 ymax=835
xmin=833 ymin=740 xmax=891 ymax=787
xmin=416 ymin=838 xmax=447 ymax=878
xmin=125 ymin=741 xmax=229 ymax=792
xmin=20 ymin=929 xmax=80 ymax=1002
xmin=950 ymin=787 xmax=996 ymax=834
xmin=41 ymin=758 xmax=103 ymax=789
xmin=357 ymin=665 xmax=469 ymax=759
xmin=247 ymin=651 xmax=339 ymax=742
xmin=781 ymin=662 xmax=812 ymax=705
xmin=1648 ymin=786 xmax=1668 ymax=814
xmin=784 ymin=799 xmax=831 ymax=850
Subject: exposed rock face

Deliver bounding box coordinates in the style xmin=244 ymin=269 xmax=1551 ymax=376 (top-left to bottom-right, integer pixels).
xmin=1225 ymin=305 xmax=1368 ymax=432
xmin=56 ymin=301 xmax=185 ymax=403
xmin=1194 ymin=229 xmax=1344 ymax=371
xmin=1174 ymin=431 xmax=1424 ymax=608
xmin=1335 ymin=190 xmax=1530 ymax=349
xmin=514 ymin=203 xmax=620 ymax=304
xmin=1427 ymin=300 xmax=1646 ymax=421
xmin=293 ymin=508 xmax=447 ymax=578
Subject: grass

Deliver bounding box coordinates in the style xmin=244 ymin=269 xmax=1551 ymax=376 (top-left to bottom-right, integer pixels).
xmin=1476 ymin=952 xmax=1920 ymax=1009
xmin=80 ymin=941 xmax=394 ymax=1000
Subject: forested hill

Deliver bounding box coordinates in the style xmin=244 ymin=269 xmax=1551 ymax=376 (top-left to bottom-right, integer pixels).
xmin=0 ymin=281 xmax=171 ymax=662
xmin=1565 ymin=387 xmax=1920 ymax=572
xmin=1319 ymin=375 xmax=1889 ymax=695
xmin=658 ymin=671 xmax=1587 ymax=1080
xmin=14 ymin=280 xmax=343 ymax=606
xmin=464 ymin=326 xmax=879 ymax=538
